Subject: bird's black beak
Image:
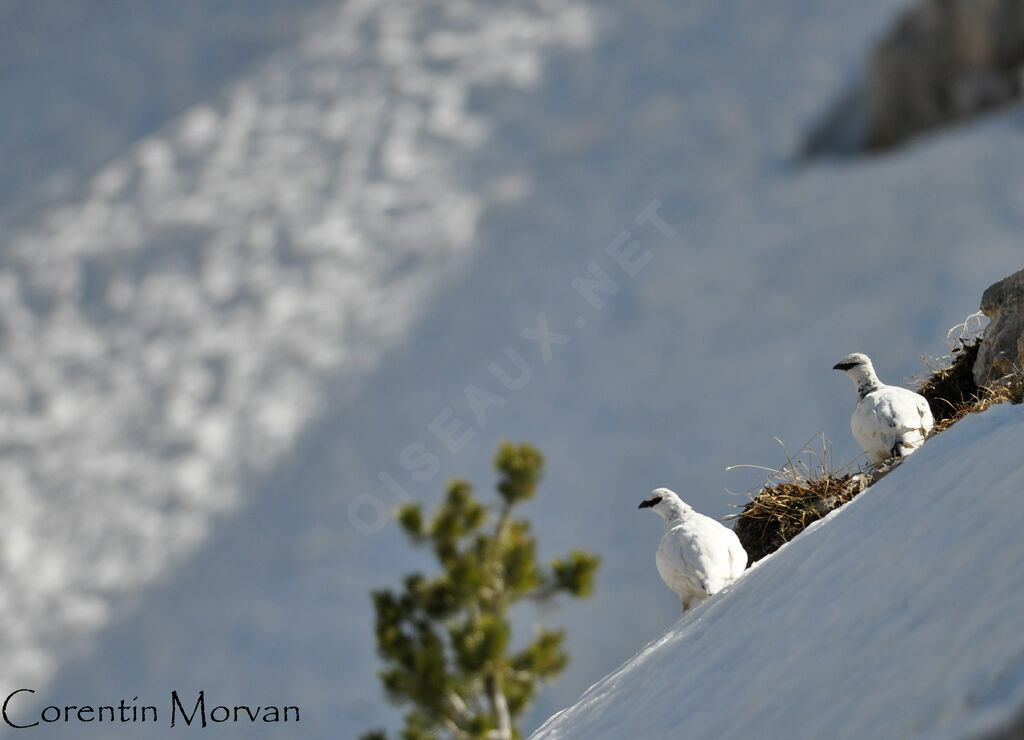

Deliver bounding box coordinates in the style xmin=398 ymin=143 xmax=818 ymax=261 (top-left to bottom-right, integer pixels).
xmin=638 ymin=496 xmax=661 ymax=509
xmin=833 ymin=362 xmax=854 ymax=371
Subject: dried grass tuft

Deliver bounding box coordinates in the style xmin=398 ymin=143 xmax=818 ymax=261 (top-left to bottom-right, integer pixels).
xmin=730 ymin=438 xmax=872 ymax=563
xmin=917 ymin=339 xmax=982 ymax=427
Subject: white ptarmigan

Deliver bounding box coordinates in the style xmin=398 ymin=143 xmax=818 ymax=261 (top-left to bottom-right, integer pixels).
xmin=833 ymin=352 xmax=934 ymax=465
xmin=638 ymin=488 xmax=747 ymax=612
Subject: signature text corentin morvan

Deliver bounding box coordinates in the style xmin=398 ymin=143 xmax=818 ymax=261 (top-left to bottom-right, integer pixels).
xmin=2 ymin=689 xmax=299 ymax=728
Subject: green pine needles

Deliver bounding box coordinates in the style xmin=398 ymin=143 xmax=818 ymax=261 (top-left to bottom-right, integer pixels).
xmin=363 ymin=442 xmax=601 ymax=740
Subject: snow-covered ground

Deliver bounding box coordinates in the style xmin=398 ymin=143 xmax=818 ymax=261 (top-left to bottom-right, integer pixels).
xmin=534 ymin=403 xmax=1024 ymax=740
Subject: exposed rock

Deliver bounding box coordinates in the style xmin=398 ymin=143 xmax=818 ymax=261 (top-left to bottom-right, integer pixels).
xmin=974 ymin=268 xmax=1024 ymax=387
xmin=864 ymin=0 xmax=1024 ymax=150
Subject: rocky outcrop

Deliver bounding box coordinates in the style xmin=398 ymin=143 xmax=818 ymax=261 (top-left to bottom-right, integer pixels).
xmin=864 ymin=0 xmax=1024 ymax=150
xmin=974 ymin=268 xmax=1024 ymax=387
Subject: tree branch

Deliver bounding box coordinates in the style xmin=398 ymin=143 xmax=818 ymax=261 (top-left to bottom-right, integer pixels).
xmin=448 ymin=692 xmax=473 ymax=724
xmin=485 ymin=674 xmax=513 ymax=740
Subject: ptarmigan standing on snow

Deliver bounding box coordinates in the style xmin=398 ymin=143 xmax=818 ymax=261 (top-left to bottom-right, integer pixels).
xmin=833 ymin=352 xmax=934 ymax=465
xmin=639 ymin=488 xmax=747 ymax=612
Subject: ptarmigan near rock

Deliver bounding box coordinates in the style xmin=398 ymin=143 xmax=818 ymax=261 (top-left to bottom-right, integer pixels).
xmin=833 ymin=352 xmax=934 ymax=465
xmin=639 ymin=488 xmax=747 ymax=612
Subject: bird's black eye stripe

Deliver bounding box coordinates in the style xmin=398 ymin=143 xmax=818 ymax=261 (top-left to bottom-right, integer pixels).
xmin=639 ymin=495 xmax=663 ymax=509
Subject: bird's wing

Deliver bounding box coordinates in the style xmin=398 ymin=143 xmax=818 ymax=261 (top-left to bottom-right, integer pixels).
xmin=879 ymin=388 xmax=934 ymax=437
xmin=668 ymin=518 xmax=732 ymax=588
xmin=915 ymin=392 xmax=934 ymax=431
xmin=851 ymin=399 xmax=898 ymax=457
xmin=727 ymin=533 xmax=748 ymax=578
xmin=855 ymin=387 xmax=933 ymax=456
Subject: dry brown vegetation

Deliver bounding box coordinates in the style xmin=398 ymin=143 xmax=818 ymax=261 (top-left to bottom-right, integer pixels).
xmin=917 ymin=339 xmax=982 ymax=428
xmin=730 ymin=439 xmax=869 ymax=563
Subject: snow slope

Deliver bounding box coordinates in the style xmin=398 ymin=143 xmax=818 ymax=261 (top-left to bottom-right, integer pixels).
xmin=533 ymin=403 xmax=1024 ymax=740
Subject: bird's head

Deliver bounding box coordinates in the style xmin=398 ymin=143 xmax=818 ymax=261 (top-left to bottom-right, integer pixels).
xmin=832 ymin=352 xmax=875 ymax=382
xmin=638 ymin=488 xmax=689 ymax=520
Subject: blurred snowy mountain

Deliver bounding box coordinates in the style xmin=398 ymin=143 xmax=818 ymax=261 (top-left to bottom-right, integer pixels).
xmin=0 ymin=0 xmax=331 ymax=218
xmin=0 ymin=0 xmax=593 ymax=735
xmin=0 ymin=0 xmax=1021 ymax=738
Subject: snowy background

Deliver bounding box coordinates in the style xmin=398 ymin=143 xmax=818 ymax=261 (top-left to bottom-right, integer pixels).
xmin=0 ymin=0 xmax=1021 ymax=737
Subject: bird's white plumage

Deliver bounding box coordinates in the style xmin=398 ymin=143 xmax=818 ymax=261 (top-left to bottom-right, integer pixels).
xmin=640 ymin=488 xmax=747 ymax=612
xmin=834 ymin=352 xmax=934 ymax=465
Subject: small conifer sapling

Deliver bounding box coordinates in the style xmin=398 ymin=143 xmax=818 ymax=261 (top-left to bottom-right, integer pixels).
xmin=362 ymin=442 xmax=600 ymax=740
